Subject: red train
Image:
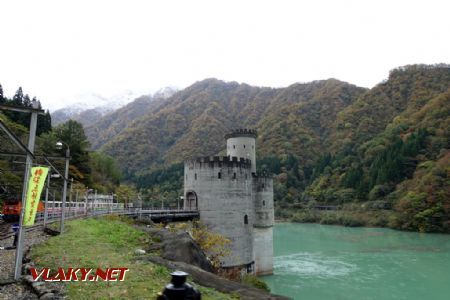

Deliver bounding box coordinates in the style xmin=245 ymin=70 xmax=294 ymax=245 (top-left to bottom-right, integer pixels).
xmin=1 ymin=200 xmax=45 ymax=222
xmin=2 ymin=195 xmax=125 ymax=222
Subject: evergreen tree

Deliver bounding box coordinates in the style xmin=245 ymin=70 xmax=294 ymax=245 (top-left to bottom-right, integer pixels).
xmin=312 ymin=153 xmax=333 ymax=179
xmin=4 ymin=87 xmax=26 ymax=125
xmin=37 ymin=109 xmax=52 ymax=136
xmin=0 ymin=83 xmax=4 ymax=103
xmin=23 ymin=94 xmax=31 ymax=107
xmin=258 ymin=156 xmax=282 ymax=174
xmin=12 ymin=87 xmax=24 ymax=105
xmin=54 ymin=120 xmax=92 ymax=184
xmin=341 ymin=164 xmax=363 ymax=189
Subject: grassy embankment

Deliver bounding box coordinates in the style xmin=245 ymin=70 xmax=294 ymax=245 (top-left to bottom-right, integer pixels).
xmin=31 ymin=216 xmax=236 ymax=300
xmin=276 ymin=202 xmax=397 ymax=228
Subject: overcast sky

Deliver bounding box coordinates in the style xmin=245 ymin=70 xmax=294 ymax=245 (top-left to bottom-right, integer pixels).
xmin=1 ymin=0 xmax=449 ymax=111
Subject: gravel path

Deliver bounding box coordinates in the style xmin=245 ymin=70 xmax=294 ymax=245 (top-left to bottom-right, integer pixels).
xmin=0 ymin=223 xmax=19 ymax=283
xmin=0 ymin=225 xmax=65 ymax=300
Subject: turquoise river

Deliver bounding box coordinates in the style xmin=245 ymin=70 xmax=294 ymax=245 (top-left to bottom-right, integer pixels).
xmin=262 ymin=223 xmax=450 ymax=300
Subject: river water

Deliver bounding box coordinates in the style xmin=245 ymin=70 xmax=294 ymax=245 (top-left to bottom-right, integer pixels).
xmin=262 ymin=223 xmax=450 ymax=300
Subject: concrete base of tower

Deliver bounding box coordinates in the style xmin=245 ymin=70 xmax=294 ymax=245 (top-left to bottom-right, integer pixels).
xmin=253 ymin=226 xmax=273 ymax=275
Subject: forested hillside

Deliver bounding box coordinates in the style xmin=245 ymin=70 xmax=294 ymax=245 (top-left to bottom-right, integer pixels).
xmin=85 ymin=94 xmax=170 ymax=150
xmin=95 ymin=64 xmax=449 ymax=232
xmin=100 ymin=78 xmax=365 ymax=175
xmin=52 ymin=107 xmax=104 ymax=128
xmin=0 ymin=86 xmax=52 ymax=135
xmin=0 ymin=84 xmax=126 ymax=204
xmin=305 ymin=65 xmax=450 ymax=232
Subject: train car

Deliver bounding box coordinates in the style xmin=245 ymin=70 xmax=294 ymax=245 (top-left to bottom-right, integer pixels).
xmin=1 ymin=200 xmax=45 ymax=222
xmin=46 ymin=199 xmax=124 ymax=215
xmin=2 ymin=195 xmax=125 ymax=222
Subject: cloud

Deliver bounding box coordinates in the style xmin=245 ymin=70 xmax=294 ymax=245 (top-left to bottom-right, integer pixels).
xmin=0 ymin=0 xmax=449 ymax=110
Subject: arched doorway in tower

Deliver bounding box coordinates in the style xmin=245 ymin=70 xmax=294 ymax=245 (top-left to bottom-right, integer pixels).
xmin=185 ymin=191 xmax=198 ymax=210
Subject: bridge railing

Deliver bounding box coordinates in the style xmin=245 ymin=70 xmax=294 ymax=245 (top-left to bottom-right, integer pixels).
xmin=32 ymin=207 xmax=199 ymax=225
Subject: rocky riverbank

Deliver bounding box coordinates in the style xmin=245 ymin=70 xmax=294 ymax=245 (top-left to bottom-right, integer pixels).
xmin=140 ymin=225 xmax=291 ymax=300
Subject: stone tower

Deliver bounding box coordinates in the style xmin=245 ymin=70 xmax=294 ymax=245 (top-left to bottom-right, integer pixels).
xmin=251 ymin=173 xmax=274 ymax=275
xmin=183 ymin=129 xmax=274 ymax=275
xmin=225 ymin=129 xmax=257 ymax=173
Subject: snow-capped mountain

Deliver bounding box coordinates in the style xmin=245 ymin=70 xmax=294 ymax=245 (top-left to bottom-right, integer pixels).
xmin=51 ymin=88 xmax=177 ymax=127
xmin=153 ymin=86 xmax=178 ymax=99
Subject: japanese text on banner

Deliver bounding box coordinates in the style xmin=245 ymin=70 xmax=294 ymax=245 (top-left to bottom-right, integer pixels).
xmin=24 ymin=166 xmax=49 ymax=226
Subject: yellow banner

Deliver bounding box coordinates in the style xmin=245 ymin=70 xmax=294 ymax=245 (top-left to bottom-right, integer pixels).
xmin=24 ymin=166 xmax=49 ymax=226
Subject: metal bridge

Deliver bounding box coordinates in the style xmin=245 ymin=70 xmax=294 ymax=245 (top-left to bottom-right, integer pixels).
xmin=42 ymin=207 xmax=200 ymax=224
xmin=120 ymin=209 xmax=200 ymax=222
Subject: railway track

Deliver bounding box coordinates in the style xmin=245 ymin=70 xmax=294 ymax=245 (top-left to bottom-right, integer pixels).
xmin=0 ymin=218 xmax=11 ymax=241
xmin=0 ymin=211 xmax=112 ymax=242
xmin=0 ymin=214 xmax=73 ymax=242
xmin=0 ymin=220 xmax=46 ymax=242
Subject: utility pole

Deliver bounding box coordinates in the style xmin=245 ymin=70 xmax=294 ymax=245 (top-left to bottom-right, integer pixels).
xmin=14 ymin=100 xmax=39 ymax=280
xmin=84 ymin=189 xmax=88 ymax=215
xmin=52 ymin=192 xmax=55 ymax=219
xmin=75 ymin=190 xmax=79 ymax=216
xmin=56 ymin=141 xmax=70 ymax=234
xmin=138 ymin=193 xmax=142 ymax=219
xmin=68 ymin=178 xmax=73 ymax=217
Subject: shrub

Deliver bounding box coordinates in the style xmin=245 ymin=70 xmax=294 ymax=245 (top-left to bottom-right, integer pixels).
xmin=242 ymin=274 xmax=270 ymax=292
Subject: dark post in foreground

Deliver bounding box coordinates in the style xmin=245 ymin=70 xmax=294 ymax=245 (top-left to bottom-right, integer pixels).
xmin=156 ymin=271 xmax=201 ymax=300
xmin=56 ymin=141 xmax=70 ymax=233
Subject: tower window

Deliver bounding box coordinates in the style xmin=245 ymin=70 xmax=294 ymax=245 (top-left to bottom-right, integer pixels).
xmin=195 ymin=173 xmax=197 ymax=180
xmin=243 ymin=145 xmax=246 ymax=148
xmin=263 ymin=200 xmax=265 ymax=206
xmin=262 ymin=183 xmax=265 ymax=188
xmin=244 ymin=215 xmax=248 ymax=224
xmin=233 ymin=173 xmax=236 ymax=179
xmin=218 ymin=172 xmax=221 ymax=179
xmin=233 ymin=145 xmax=235 ymax=149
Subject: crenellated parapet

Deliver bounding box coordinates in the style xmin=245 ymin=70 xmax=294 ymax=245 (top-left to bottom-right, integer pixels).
xmin=251 ymin=171 xmax=273 ymax=179
xmin=186 ymin=156 xmax=252 ymax=169
xmin=225 ymin=128 xmax=258 ymax=139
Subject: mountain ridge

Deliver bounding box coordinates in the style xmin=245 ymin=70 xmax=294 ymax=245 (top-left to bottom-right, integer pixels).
xmin=79 ymin=63 xmax=450 ymax=232
xmin=98 ymin=77 xmax=365 ymax=174
xmin=51 ymin=87 xmax=178 ymax=127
